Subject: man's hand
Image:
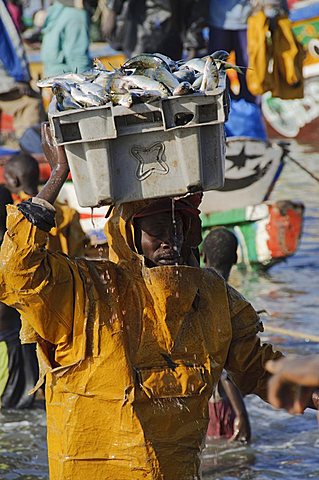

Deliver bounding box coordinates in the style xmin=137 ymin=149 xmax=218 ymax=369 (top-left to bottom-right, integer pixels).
xmin=266 ymin=356 xmax=319 ymax=416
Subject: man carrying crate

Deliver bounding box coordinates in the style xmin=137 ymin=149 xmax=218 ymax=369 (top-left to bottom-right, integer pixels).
xmin=0 ymin=123 xmax=317 ymax=480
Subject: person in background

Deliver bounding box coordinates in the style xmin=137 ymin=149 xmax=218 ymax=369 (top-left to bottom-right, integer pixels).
xmin=266 ymin=355 xmax=319 ymax=417
xmin=208 ymin=0 xmax=289 ymax=104
xmin=0 ymin=185 xmax=39 ymax=409
xmin=202 ymin=226 xmax=238 ymax=280
xmin=203 ymin=226 xmax=251 ymax=443
xmin=207 ymin=371 xmax=251 ymax=443
xmin=4 ymin=151 xmax=87 ymax=256
xmin=102 ymin=0 xmax=209 ymax=60
xmin=0 ymin=0 xmax=43 ymax=142
xmin=41 ymin=0 xmax=92 ymax=77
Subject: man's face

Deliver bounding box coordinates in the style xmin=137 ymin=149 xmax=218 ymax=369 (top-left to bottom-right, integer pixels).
xmin=134 ymin=211 xmax=184 ymax=267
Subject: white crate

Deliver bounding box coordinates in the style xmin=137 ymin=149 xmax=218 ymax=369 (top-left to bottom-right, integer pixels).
xmin=49 ymin=82 xmax=227 ymax=207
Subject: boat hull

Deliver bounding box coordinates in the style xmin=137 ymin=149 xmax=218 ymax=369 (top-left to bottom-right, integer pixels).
xmin=201 ymin=200 xmax=304 ymax=269
xmin=201 ymin=137 xmax=285 ymax=213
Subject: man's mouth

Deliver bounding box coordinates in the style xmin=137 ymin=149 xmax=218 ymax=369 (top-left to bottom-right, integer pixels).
xmin=157 ymin=254 xmax=180 ymax=265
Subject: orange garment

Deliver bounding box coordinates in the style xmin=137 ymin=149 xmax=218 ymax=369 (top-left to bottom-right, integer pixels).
xmin=12 ymin=191 xmax=86 ymax=256
xmin=246 ymin=10 xmax=304 ymax=99
xmin=0 ymin=201 xmax=283 ymax=480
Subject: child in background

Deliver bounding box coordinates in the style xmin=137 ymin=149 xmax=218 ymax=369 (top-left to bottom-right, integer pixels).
xmin=203 ymin=227 xmax=251 ymax=443
xmin=4 ymin=151 xmax=87 ymax=257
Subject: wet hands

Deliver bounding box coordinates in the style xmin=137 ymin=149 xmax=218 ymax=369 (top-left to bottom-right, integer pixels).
xmin=266 ymin=356 xmax=319 ymax=416
xmin=41 ymin=122 xmax=69 ymax=178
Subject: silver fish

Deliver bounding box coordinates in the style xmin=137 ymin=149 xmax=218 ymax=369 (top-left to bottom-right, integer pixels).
xmin=143 ymin=67 xmax=179 ymax=92
xmin=93 ymin=71 xmax=117 ymax=90
xmin=129 ymin=89 xmax=162 ymax=104
xmin=200 ymin=57 xmax=219 ymax=92
xmin=192 ymin=73 xmax=203 ymax=90
xmin=153 ymin=52 xmax=177 ymax=71
xmin=123 ymin=54 xmax=170 ymax=71
xmin=173 ymin=68 xmax=196 ymax=84
xmin=173 ymin=82 xmax=194 ymax=96
xmin=70 ymin=86 xmax=105 ymax=107
xmin=120 ymin=75 xmax=169 ymax=97
xmin=78 ymin=81 xmax=109 ymax=101
xmin=180 ymin=58 xmax=206 ymax=73
xmin=211 ymin=50 xmax=230 ymax=62
xmin=52 ymin=84 xmax=82 ymax=111
xmin=109 ymin=92 xmax=133 ymax=108
xmin=37 ymin=73 xmax=86 ymax=88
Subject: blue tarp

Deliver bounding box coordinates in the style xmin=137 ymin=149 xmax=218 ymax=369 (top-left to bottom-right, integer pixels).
xmin=0 ymin=146 xmax=19 ymax=157
xmin=225 ymin=98 xmax=268 ymax=141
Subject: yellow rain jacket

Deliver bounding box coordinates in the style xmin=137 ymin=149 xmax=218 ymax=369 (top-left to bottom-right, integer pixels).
xmin=247 ymin=10 xmax=304 ymax=99
xmin=13 ymin=191 xmax=86 ymax=256
xmin=0 ymin=202 xmax=282 ymax=480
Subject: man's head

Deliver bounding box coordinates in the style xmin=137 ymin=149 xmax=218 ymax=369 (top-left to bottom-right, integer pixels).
xmin=202 ymin=227 xmax=238 ymax=280
xmin=134 ymin=211 xmax=184 ymax=267
xmin=0 ymin=186 xmax=13 ymax=245
xmin=132 ymin=196 xmax=202 ymax=268
xmin=4 ymin=152 xmax=40 ymax=195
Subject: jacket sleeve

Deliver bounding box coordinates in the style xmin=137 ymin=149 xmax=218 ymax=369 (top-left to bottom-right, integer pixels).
xmin=224 ymin=285 xmax=283 ymax=402
xmin=0 ymin=205 xmax=84 ymax=345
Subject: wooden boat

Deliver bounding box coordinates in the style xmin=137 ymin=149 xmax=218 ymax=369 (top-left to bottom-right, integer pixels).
xmin=201 ymin=200 xmax=304 ymax=269
xmin=200 ymin=137 xmax=286 ymax=213
xmin=263 ymin=0 xmax=319 ymax=140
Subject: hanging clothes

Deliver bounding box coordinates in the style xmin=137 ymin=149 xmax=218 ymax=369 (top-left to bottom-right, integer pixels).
xmin=246 ymin=10 xmax=305 ymax=99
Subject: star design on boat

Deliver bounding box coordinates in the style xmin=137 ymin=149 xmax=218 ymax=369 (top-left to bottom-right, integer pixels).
xmin=226 ymin=145 xmax=261 ymax=170
xmin=131 ymin=142 xmax=169 ymax=181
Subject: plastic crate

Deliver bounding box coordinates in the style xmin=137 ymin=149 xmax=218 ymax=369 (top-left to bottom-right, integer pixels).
xmin=49 ymin=81 xmax=227 ymax=207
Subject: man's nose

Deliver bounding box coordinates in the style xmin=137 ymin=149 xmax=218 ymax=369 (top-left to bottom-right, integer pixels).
xmin=160 ymin=233 xmax=178 ymax=248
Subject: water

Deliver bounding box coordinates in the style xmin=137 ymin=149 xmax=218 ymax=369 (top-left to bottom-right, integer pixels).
xmin=203 ymin=140 xmax=319 ymax=479
xmin=0 ymin=141 xmax=318 ymax=479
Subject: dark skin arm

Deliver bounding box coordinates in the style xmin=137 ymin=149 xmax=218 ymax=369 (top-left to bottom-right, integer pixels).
xmin=36 ymin=123 xmax=69 ymax=206
xmin=266 ymin=356 xmax=319 ymax=416
xmin=220 ymin=376 xmax=251 ymax=443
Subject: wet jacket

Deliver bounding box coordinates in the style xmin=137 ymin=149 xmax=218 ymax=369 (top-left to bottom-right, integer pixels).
xmin=12 ymin=192 xmax=86 ymax=256
xmin=107 ymin=0 xmax=209 ymax=59
xmin=0 ymin=200 xmax=282 ymax=480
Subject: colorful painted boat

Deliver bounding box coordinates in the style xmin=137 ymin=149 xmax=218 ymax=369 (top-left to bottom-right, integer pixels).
xmin=263 ymin=0 xmax=319 ymax=139
xmin=200 ymin=137 xmax=286 ymax=213
xmin=201 ymin=200 xmax=304 ymax=269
